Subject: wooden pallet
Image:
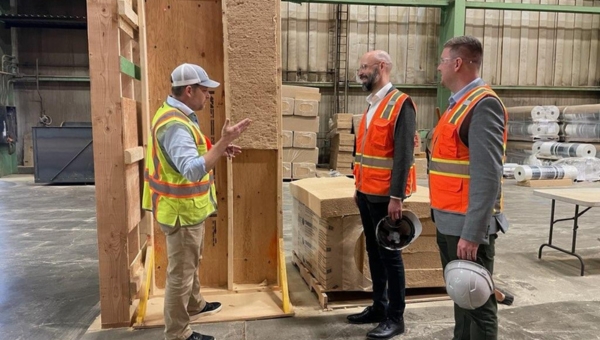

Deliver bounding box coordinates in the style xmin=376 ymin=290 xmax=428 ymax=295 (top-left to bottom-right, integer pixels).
xmin=292 ymin=252 xmax=448 ymax=311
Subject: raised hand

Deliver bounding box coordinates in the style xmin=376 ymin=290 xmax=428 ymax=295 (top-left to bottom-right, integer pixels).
xmin=222 ymin=118 xmax=252 ymax=142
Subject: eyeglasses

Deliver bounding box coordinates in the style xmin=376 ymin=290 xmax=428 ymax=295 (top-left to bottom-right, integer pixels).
xmin=357 ymin=63 xmax=379 ymax=71
xmin=439 ymin=57 xmax=478 ymax=65
xmin=438 ymin=57 xmax=457 ymax=65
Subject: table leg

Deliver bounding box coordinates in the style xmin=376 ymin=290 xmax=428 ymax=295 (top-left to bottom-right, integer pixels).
xmin=538 ymin=203 xmax=592 ymax=276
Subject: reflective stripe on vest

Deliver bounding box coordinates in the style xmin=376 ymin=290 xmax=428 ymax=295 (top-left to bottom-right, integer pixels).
xmin=145 ymin=169 xmax=213 ymax=198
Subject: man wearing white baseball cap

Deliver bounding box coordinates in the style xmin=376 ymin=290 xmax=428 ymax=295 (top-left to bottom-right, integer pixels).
xmin=143 ymin=63 xmax=251 ymax=340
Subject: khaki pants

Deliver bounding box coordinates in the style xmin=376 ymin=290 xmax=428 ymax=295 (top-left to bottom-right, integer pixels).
xmin=160 ymin=221 xmax=207 ymax=340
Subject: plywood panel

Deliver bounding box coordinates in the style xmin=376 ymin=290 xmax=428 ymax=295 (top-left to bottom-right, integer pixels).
xmin=146 ymin=0 xmax=229 ymax=289
xmin=223 ymin=0 xmax=280 ymax=149
xmin=232 ymin=150 xmax=279 ymax=284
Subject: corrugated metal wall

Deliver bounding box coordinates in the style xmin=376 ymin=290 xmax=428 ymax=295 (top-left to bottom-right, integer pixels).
xmin=281 ymin=1 xmax=600 ymax=145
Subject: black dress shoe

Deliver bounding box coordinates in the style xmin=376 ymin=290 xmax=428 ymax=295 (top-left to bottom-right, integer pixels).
xmin=347 ymin=306 xmax=386 ymax=324
xmin=186 ymin=331 xmax=215 ymax=340
xmin=367 ymin=318 xmax=405 ymax=339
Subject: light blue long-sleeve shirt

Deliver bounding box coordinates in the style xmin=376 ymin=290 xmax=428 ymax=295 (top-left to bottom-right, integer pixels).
xmin=155 ymin=96 xmax=207 ymax=182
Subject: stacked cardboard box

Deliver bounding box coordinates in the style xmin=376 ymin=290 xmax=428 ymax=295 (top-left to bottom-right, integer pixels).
xmin=290 ymin=176 xmax=445 ymax=291
xmin=282 ymin=85 xmax=320 ymax=180
xmin=329 ymin=114 xmax=355 ymax=175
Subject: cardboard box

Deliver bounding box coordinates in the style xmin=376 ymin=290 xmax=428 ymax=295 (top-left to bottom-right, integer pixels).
xmin=283 ymin=162 xmax=292 ymax=179
xmin=294 ymin=99 xmax=319 ymax=117
xmin=331 ymin=113 xmax=354 ymax=131
xmin=282 ymin=85 xmax=321 ymax=99
xmin=290 ymin=177 xmax=443 ymax=290
xmin=282 ymin=97 xmax=295 ymax=116
xmin=292 ymin=162 xmax=316 ymax=179
xmin=293 ymin=131 xmax=317 ymax=149
xmin=282 ymin=130 xmax=293 ymax=148
xmin=415 ymin=157 xmax=428 ymax=180
xmin=283 ymin=116 xmax=319 ymax=132
xmin=292 ymin=199 xmax=371 ymax=291
xmin=353 ymin=114 xmax=364 ymax=132
xmin=283 ymin=147 xmax=319 ymax=163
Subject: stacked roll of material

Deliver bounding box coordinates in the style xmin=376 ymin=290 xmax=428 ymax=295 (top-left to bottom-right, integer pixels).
xmin=560 ymin=104 xmax=600 ymax=123
xmin=533 ymin=141 xmax=597 ymax=158
xmin=503 ymin=163 xmax=519 ymax=179
xmin=560 ymin=123 xmax=600 ymax=143
xmin=513 ymin=165 xmax=578 ymax=182
xmin=557 ymin=104 xmax=600 ymax=145
xmin=507 ymin=105 xmax=560 ymax=122
xmin=507 ymin=121 xmax=560 ymax=141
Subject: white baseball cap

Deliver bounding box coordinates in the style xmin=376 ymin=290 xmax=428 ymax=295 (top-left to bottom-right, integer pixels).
xmin=171 ymin=63 xmax=220 ymax=88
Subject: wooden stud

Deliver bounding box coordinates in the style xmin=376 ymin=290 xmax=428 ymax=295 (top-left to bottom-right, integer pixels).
xmin=118 ymin=0 xmax=139 ymax=29
xmin=119 ymin=17 xmax=135 ymax=39
xmin=87 ymin=0 xmax=131 ymax=328
xmin=124 ymin=146 xmax=144 ymax=164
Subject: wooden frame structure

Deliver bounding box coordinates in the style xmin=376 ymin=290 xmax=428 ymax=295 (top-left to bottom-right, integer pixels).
xmin=87 ymin=0 xmax=291 ymax=329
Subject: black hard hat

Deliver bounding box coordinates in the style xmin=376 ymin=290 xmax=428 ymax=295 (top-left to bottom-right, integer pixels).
xmin=375 ymin=211 xmax=422 ymax=251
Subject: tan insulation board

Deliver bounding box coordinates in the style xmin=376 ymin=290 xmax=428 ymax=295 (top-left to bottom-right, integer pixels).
xmin=333 ymin=151 xmax=354 ymax=164
xmin=405 ymin=268 xmax=445 ymax=288
xmin=331 ymin=113 xmax=354 ymax=130
xmin=283 ymin=116 xmax=319 ymax=132
xmin=290 ymin=176 xmax=431 ymax=219
xmin=415 ymin=158 xmax=428 ymax=180
xmin=328 ymin=128 xmax=352 ymax=136
xmin=292 ymin=162 xmax=316 ymax=179
xmin=294 ymin=99 xmax=319 ymax=117
xmin=403 ymin=252 xmax=443 ymax=270
xmin=283 ymin=147 xmax=319 ymax=163
xmin=333 ymin=133 xmax=355 ymax=146
xmin=282 ymin=97 xmax=294 ymax=116
xmin=292 ymin=131 xmax=317 ymax=149
xmin=282 ymin=84 xmax=320 ymax=98
xmin=223 ymin=0 xmax=280 ymax=149
xmin=353 ymin=114 xmax=363 ymax=132
xmin=283 ymin=162 xmax=291 ymax=179
xmin=282 ymin=130 xmax=293 ymax=148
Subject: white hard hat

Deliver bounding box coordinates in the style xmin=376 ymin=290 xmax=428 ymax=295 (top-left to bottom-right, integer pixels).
xmin=444 ymin=260 xmax=494 ymax=310
xmin=375 ymin=210 xmax=422 ymax=251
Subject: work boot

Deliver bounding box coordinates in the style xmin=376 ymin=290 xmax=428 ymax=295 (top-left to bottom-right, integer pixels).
xmin=366 ymin=317 xmax=405 ymax=339
xmin=347 ymin=306 xmax=386 ymax=324
xmin=186 ymin=331 xmax=214 ymax=340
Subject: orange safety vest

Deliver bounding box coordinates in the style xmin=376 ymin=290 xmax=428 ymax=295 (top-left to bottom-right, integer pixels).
xmin=428 ymin=85 xmax=508 ymax=215
xmin=354 ymin=89 xmax=417 ymax=198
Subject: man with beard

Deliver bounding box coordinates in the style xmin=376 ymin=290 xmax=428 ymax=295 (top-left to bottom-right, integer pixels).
xmin=348 ymin=50 xmax=417 ymax=340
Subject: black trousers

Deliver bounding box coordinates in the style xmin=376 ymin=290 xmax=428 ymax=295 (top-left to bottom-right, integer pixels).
xmin=437 ymin=231 xmax=498 ymax=340
xmin=356 ymin=191 xmax=406 ymax=319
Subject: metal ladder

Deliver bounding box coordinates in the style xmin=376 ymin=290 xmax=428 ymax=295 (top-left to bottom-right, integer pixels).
xmin=333 ymin=3 xmax=350 ymax=115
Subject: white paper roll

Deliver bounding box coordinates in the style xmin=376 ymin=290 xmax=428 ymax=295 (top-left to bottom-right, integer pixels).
xmin=503 ymin=163 xmax=519 ymax=179
xmin=542 ymin=106 xmax=560 ymax=121
xmin=513 ymin=165 xmax=579 ymax=182
xmin=563 ymin=123 xmax=600 ymax=140
xmin=532 ymin=141 xmax=543 ymax=153
xmin=530 ymin=106 xmax=546 ymax=121
xmin=537 ymin=142 xmax=597 ymax=158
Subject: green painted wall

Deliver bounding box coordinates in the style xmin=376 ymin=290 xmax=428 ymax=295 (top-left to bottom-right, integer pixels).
xmin=0 ymin=145 xmax=17 ymax=177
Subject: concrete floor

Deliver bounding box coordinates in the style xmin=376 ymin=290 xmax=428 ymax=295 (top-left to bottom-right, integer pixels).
xmin=1 ymin=174 xmax=600 ymax=340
